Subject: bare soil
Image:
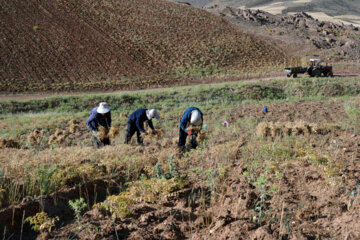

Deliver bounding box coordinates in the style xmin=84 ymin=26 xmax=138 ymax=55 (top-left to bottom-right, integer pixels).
xmin=0 ymin=0 xmax=287 ymax=94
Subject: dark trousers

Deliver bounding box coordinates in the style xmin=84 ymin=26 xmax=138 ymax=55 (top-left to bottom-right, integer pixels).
xmin=178 ymin=128 xmax=197 ymax=148
xmin=124 ymin=122 xmax=143 ymax=144
xmin=93 ymin=136 xmax=110 ymax=149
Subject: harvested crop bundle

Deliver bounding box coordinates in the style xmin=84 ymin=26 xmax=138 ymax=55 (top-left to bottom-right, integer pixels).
xmin=142 ymin=128 xmax=165 ymax=141
xmin=0 ymin=138 xmax=20 ymax=148
xmin=69 ymin=124 xmax=80 ymax=134
xmin=119 ymin=113 xmax=128 ymax=118
xmin=197 ymin=131 xmax=207 ymax=142
xmin=108 ymin=127 xmax=120 ymax=138
xmin=69 ymin=119 xmax=80 ymax=125
xmin=27 ymin=128 xmax=45 ymax=144
xmin=97 ymin=126 xmax=109 ymax=140
xmin=149 ymin=128 xmax=165 ymax=139
xmin=48 ymin=129 xmax=69 ymax=145
xmin=256 ymin=122 xmax=271 ymax=137
xmin=187 ymin=126 xmax=202 ymax=133
xmin=256 ymin=121 xmax=323 ymax=138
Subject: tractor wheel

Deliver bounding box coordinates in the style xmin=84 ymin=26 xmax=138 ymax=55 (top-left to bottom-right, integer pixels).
xmin=287 ymin=74 xmax=291 ymax=78
xmin=293 ymin=74 xmax=297 ymax=78
xmin=328 ymin=72 xmax=334 ymax=77
xmin=313 ymin=69 xmax=321 ymax=77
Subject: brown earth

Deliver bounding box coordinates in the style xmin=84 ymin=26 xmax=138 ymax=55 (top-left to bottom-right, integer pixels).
xmin=0 ymin=0 xmax=288 ymax=93
xmin=1 ymin=99 xmax=359 ymax=239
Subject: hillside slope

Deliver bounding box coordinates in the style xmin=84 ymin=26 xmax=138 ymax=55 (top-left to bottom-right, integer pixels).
xmin=177 ymin=0 xmax=360 ymax=26
xmin=0 ymin=0 xmax=286 ymax=93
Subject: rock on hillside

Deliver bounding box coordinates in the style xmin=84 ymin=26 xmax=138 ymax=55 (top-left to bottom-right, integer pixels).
xmin=174 ymin=0 xmax=360 ymax=27
xmin=209 ymin=6 xmax=360 ymax=60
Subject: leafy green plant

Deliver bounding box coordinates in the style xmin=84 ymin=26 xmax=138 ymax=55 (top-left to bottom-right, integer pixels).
xmin=25 ymin=212 xmax=59 ymax=233
xmin=253 ymin=175 xmax=268 ymax=225
xmin=69 ymin=198 xmax=87 ymax=224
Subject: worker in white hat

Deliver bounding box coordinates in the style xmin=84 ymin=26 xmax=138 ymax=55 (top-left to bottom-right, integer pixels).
xmin=86 ymin=102 xmax=111 ymax=149
xmin=179 ymin=106 xmax=203 ymax=149
xmin=124 ymin=108 xmax=160 ymax=145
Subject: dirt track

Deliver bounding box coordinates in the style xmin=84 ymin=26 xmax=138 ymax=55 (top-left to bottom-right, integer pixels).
xmin=1 ymin=73 xmax=359 ymax=102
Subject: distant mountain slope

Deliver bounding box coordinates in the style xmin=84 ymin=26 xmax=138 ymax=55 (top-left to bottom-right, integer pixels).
xmin=0 ymin=0 xmax=286 ymax=93
xmin=175 ymin=0 xmax=360 ymax=26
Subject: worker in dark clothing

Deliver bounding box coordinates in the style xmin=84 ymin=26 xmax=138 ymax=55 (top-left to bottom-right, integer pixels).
xmin=124 ymin=109 xmax=160 ymax=145
xmin=86 ymin=102 xmax=112 ymax=149
xmin=179 ymin=107 xmax=203 ymax=149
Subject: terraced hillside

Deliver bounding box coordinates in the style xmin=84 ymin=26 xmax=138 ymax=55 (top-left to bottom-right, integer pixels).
xmin=0 ymin=0 xmax=287 ymax=93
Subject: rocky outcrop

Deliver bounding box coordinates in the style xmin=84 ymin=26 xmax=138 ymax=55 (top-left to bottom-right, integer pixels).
xmin=212 ymin=7 xmax=360 ymax=60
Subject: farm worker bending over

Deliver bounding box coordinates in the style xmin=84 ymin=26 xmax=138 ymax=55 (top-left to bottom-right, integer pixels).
xmin=179 ymin=107 xmax=203 ymax=149
xmin=124 ymin=109 xmax=160 ymax=145
xmin=86 ymin=102 xmax=111 ymax=149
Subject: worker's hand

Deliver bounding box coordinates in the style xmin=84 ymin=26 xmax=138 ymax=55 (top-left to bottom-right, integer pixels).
xmin=187 ymin=130 xmax=191 ymax=135
xmin=143 ymin=131 xmax=148 ymax=136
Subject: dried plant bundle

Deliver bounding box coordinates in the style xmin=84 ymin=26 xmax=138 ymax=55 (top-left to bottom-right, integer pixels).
xmin=187 ymin=126 xmax=202 ymax=133
xmin=27 ymin=128 xmax=46 ymax=144
xmin=108 ymin=127 xmax=120 ymax=138
xmin=256 ymin=121 xmax=323 ymax=138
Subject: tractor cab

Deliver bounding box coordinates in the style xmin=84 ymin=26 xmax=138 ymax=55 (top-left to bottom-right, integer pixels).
xmin=307 ymin=59 xmax=333 ymax=77
xmin=309 ymin=59 xmax=321 ymax=67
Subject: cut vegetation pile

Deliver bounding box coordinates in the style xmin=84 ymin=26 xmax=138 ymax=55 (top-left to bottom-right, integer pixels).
xmin=256 ymin=121 xmax=331 ymax=138
xmin=0 ymin=0 xmax=287 ymax=93
xmin=48 ymin=129 xmax=69 ymax=145
xmin=96 ymin=126 xmax=120 ymax=140
xmin=0 ymin=138 xmax=20 ymax=149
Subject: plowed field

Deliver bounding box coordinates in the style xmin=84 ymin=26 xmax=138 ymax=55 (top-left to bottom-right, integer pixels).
xmin=0 ymin=0 xmax=288 ymax=93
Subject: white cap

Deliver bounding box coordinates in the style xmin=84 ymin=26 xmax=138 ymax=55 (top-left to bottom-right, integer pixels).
xmin=97 ymin=102 xmax=110 ymax=114
xmin=190 ymin=110 xmax=202 ymax=126
xmin=146 ymin=109 xmax=160 ymax=120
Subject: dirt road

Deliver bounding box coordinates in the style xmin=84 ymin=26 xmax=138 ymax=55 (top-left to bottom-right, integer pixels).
xmin=1 ymin=74 xmax=358 ymax=102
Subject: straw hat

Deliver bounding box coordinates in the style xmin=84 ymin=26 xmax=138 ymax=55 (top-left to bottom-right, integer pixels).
xmin=97 ymin=102 xmax=110 ymax=114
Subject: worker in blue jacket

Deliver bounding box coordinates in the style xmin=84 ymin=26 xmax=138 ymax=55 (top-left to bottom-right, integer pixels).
xmin=86 ymin=102 xmax=111 ymax=149
xmin=179 ymin=107 xmax=203 ymax=149
xmin=124 ymin=109 xmax=160 ymax=145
